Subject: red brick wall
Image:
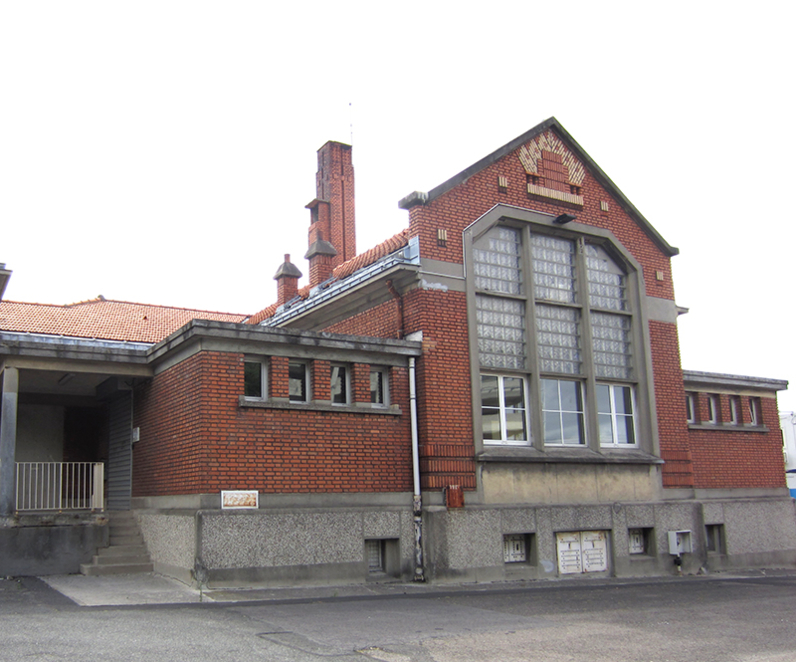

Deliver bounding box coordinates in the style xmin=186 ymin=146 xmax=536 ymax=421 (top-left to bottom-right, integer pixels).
xmin=688 ymin=394 xmax=785 ymax=489
xmin=133 ymin=351 xmax=413 ymax=496
xmin=324 ymin=298 xmax=402 ymax=339
xmin=649 ymin=320 xmax=694 ymax=488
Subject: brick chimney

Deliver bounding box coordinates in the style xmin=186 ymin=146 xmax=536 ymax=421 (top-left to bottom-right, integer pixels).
xmin=274 ymin=254 xmax=302 ymax=306
xmin=305 ymin=141 xmax=355 ymax=287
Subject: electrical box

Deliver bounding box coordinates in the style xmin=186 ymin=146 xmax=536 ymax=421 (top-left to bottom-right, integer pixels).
xmin=667 ymin=530 xmax=692 ymax=555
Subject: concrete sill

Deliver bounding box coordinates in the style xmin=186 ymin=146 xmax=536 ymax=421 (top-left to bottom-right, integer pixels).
xmin=477 ymin=447 xmax=663 ymax=465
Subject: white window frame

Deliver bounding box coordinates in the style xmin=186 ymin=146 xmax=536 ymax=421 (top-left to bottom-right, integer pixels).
xmin=685 ymin=392 xmax=696 ymax=424
xmin=706 ymin=394 xmax=719 ymax=424
xmin=243 ymin=358 xmax=267 ymax=401
xmin=288 ymin=360 xmax=310 ymax=403
xmin=481 ymin=374 xmax=530 ymax=446
xmin=749 ymin=397 xmax=762 ymax=426
xmin=541 ymin=378 xmax=586 ymax=446
xmin=330 ymin=364 xmax=350 ymax=406
xmin=370 ymin=367 xmax=390 ymax=407
xmin=597 ymin=383 xmax=637 ymax=447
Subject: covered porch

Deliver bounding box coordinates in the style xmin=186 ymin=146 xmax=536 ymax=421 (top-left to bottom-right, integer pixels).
xmin=0 ymin=336 xmax=151 ymax=575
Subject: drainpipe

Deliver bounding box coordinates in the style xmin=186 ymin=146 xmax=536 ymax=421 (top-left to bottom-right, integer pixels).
xmin=409 ymin=357 xmax=424 ymax=582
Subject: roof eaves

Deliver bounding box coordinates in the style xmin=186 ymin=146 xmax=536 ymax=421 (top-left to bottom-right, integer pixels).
xmin=683 ymin=369 xmax=789 ymax=392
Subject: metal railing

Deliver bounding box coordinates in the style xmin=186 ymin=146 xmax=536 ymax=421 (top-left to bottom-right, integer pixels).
xmin=15 ymin=462 xmax=104 ymax=512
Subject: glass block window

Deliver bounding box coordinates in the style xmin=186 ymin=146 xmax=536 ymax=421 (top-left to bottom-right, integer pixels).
xmin=473 ymin=226 xmax=522 ymax=295
xmin=542 ymin=379 xmax=585 ymax=445
xmin=597 ymin=384 xmax=636 ymax=446
xmin=531 ymin=234 xmax=576 ymax=303
xmin=536 ymin=304 xmax=581 ymax=374
xmin=481 ymin=375 xmax=528 ymax=443
xmin=591 ymin=312 xmax=632 ymax=379
xmin=476 ymin=296 xmax=526 ymax=369
xmin=586 ymin=244 xmax=627 ymax=311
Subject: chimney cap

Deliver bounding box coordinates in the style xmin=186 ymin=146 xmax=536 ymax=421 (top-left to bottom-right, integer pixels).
xmin=274 ymin=254 xmax=302 ymax=280
xmin=304 ymin=239 xmax=338 ymax=260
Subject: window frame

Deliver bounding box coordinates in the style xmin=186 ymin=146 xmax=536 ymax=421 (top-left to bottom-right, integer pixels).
xmin=288 ymin=360 xmax=310 ymax=404
xmin=597 ymin=383 xmax=637 ymax=447
xmin=481 ymin=373 xmax=530 ymax=445
xmin=685 ymin=392 xmax=696 ymax=424
xmin=464 ymin=206 xmax=655 ymax=457
xmin=243 ymin=358 xmax=267 ymax=401
xmin=370 ymin=367 xmax=390 ymax=408
xmin=749 ymin=397 xmax=762 ymax=426
xmin=330 ymin=363 xmax=350 ymax=406
xmin=706 ymin=394 xmax=719 ymax=425
xmin=729 ymin=395 xmax=741 ymax=426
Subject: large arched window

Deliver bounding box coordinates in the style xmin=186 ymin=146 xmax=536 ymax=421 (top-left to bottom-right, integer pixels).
xmin=465 ymin=206 xmax=656 ymax=457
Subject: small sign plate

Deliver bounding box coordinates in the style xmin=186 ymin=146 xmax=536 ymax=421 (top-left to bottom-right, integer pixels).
xmin=221 ymin=490 xmax=259 ymax=509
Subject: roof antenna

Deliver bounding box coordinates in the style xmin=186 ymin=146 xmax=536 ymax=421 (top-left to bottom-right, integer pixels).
xmin=349 ymin=101 xmax=353 ymax=146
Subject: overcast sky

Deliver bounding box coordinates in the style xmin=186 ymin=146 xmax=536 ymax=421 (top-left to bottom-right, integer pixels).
xmin=2 ymin=2 xmax=795 ymax=409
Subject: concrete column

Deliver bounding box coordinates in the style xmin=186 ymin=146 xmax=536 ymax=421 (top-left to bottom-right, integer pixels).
xmin=0 ymin=367 xmax=19 ymax=516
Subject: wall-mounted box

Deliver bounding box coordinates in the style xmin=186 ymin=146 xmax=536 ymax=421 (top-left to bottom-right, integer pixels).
xmin=667 ymin=530 xmax=692 ymax=555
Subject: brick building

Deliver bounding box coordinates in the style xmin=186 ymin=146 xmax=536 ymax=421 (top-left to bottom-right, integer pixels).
xmin=1 ymin=118 xmax=794 ymax=582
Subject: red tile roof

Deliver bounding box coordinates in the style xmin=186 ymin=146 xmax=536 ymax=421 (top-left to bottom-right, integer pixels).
xmin=0 ymin=298 xmax=247 ymax=344
xmin=246 ymin=229 xmax=410 ymax=325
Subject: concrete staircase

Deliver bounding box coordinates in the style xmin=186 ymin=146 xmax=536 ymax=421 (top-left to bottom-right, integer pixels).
xmin=80 ymin=510 xmax=153 ymax=576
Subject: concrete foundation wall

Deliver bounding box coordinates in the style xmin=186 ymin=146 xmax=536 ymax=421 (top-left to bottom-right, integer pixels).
xmin=130 ymin=494 xmax=796 ymax=588
xmin=0 ymin=515 xmax=107 ymax=576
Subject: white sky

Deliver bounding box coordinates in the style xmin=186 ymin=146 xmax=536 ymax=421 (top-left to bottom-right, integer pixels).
xmin=2 ymin=2 xmax=795 ymax=409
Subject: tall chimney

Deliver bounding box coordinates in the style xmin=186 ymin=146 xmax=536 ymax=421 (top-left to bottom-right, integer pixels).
xmin=305 ymin=141 xmax=355 ymax=287
xmin=274 ymin=254 xmax=302 ymax=306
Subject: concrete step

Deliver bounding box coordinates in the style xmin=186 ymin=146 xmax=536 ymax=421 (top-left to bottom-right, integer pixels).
xmin=97 ymin=545 xmax=149 ymax=558
xmin=93 ymin=553 xmax=151 ymax=566
xmin=80 ymin=562 xmax=154 ymax=576
xmin=109 ymin=534 xmax=145 ymax=546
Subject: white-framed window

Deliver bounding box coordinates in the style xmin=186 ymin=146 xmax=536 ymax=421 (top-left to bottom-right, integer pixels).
xmin=469 ymin=217 xmax=642 ymax=451
xmin=706 ymin=394 xmax=719 ymax=424
xmin=685 ymin=392 xmax=696 ymax=424
xmin=729 ymin=395 xmax=741 ymax=425
xmin=330 ymin=364 xmax=350 ymax=405
xmin=542 ymin=378 xmax=585 ymax=445
xmin=370 ymin=368 xmax=389 ymax=407
xmin=243 ymin=358 xmax=267 ymax=400
xmin=749 ymin=397 xmax=762 ymax=426
xmin=288 ymin=360 xmax=310 ymax=403
xmin=481 ymin=374 xmax=529 ymax=444
xmin=597 ymin=383 xmax=636 ymax=446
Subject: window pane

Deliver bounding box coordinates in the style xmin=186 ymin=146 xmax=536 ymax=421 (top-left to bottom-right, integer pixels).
xmin=480 ymin=375 xmax=500 ymax=408
xmin=370 ymin=370 xmax=385 ymax=404
xmin=289 ymin=362 xmax=307 ymax=402
xmin=536 ymin=304 xmax=581 ymax=374
xmin=592 ymin=312 xmax=632 ymax=379
xmin=561 ymin=413 xmax=584 ymax=445
xmin=531 ymin=234 xmax=576 ymax=303
xmin=477 ymin=296 xmax=526 ymax=369
xmin=596 ymin=384 xmax=611 ymax=414
xmin=598 ymin=414 xmax=614 ymax=443
xmin=504 ymin=410 xmax=527 ymax=441
xmin=481 ymin=410 xmax=502 ymax=440
xmin=559 ymin=380 xmax=581 ymax=412
xmin=331 ymin=366 xmax=347 ymax=404
xmin=544 ymin=412 xmax=562 ymax=444
xmin=503 ymin=377 xmax=525 ymax=408
xmin=473 ymin=227 xmax=522 ymax=295
xmin=542 ymin=379 xmax=560 ymax=410
xmin=616 ymin=416 xmax=635 ymax=445
xmin=616 ymin=386 xmax=633 ymax=415
xmin=244 ymin=361 xmax=262 ymax=398
xmin=585 ymin=244 xmax=627 ymax=311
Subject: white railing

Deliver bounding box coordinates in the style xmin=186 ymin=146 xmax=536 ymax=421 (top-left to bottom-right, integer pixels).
xmin=15 ymin=462 xmax=104 ymax=512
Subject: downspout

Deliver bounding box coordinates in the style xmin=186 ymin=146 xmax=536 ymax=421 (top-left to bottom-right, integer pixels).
xmin=409 ymin=357 xmax=425 ymax=582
